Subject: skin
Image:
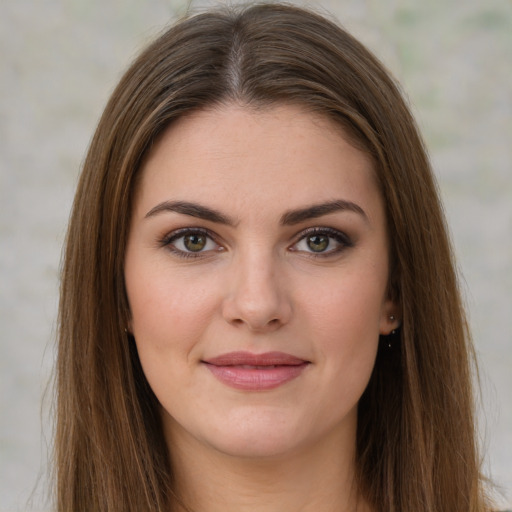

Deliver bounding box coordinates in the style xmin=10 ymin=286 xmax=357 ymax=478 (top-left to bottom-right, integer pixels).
xmin=124 ymin=103 xmax=399 ymax=512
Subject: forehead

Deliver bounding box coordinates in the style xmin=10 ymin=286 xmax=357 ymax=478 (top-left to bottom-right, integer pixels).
xmin=134 ymin=104 xmax=382 ymax=224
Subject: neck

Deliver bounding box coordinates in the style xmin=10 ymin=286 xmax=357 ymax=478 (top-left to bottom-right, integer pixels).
xmin=167 ymin=423 xmax=371 ymax=512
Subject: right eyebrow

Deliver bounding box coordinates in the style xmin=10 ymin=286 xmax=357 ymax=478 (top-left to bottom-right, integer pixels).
xmin=144 ymin=200 xmax=237 ymax=226
xmin=280 ymin=199 xmax=369 ymax=226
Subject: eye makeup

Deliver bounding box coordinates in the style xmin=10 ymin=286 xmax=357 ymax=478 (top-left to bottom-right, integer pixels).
xmin=157 ymin=224 xmax=354 ymax=261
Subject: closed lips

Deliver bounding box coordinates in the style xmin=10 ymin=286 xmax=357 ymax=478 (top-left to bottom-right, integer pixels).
xmin=202 ymin=351 xmax=310 ymax=390
xmin=202 ymin=351 xmax=309 ymax=367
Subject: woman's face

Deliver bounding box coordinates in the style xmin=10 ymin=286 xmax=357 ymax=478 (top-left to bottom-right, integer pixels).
xmin=124 ymin=104 xmax=398 ymax=460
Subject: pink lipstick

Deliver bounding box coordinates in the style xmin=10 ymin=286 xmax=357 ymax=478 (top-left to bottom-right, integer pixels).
xmin=202 ymin=351 xmax=309 ymax=391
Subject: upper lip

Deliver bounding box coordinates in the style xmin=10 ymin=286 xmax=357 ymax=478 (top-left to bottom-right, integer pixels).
xmin=203 ymin=351 xmax=308 ymax=366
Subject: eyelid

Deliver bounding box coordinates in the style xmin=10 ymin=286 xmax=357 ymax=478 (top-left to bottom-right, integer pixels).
xmin=160 ymin=227 xmax=223 ymax=258
xmin=159 ymin=225 xmax=353 ymax=259
xmin=289 ymin=226 xmax=353 ymax=255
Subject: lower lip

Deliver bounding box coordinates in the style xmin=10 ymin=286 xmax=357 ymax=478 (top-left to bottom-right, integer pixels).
xmin=204 ymin=363 xmax=309 ymax=391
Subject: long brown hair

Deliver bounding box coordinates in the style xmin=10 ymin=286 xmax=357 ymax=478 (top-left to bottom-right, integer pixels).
xmin=56 ymin=3 xmax=490 ymax=511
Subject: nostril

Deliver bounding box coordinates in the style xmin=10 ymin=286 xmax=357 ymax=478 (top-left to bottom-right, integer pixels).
xmin=221 ymin=279 xmax=292 ymax=331
xmin=227 ymin=315 xmax=284 ymax=333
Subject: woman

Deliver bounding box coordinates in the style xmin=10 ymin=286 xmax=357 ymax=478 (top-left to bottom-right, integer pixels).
xmin=56 ymin=3 xmax=493 ymax=511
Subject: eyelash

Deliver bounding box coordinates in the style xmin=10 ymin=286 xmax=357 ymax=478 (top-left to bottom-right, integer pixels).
xmin=291 ymin=227 xmax=354 ymax=257
xmin=159 ymin=226 xmax=353 ymax=259
xmin=160 ymin=228 xmax=222 ymax=259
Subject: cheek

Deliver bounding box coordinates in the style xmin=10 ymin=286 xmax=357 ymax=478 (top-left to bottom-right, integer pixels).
xmin=299 ymin=267 xmax=386 ymax=379
xmin=305 ymin=271 xmax=386 ymax=338
xmin=125 ymin=260 xmax=221 ymax=354
xmin=126 ymin=271 xmax=221 ymax=402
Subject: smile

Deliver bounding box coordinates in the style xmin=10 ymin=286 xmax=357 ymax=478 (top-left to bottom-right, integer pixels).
xmin=202 ymin=351 xmax=310 ymax=391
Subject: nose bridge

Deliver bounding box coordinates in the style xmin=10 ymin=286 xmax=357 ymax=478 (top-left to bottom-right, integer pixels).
xmin=222 ymin=243 xmax=291 ymax=331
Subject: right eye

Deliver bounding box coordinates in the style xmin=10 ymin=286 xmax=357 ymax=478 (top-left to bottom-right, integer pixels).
xmin=289 ymin=226 xmax=354 ymax=257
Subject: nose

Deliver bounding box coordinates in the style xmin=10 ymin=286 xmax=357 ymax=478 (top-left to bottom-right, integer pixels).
xmin=221 ymin=250 xmax=292 ymax=333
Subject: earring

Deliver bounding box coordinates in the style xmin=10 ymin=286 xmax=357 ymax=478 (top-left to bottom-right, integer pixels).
xmin=385 ymin=315 xmax=400 ymax=349
xmin=389 ymin=315 xmax=401 ymax=334
xmin=391 ymin=316 xmax=396 ymax=334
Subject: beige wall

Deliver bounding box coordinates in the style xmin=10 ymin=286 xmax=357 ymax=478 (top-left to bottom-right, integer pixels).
xmin=1 ymin=0 xmax=510 ymax=509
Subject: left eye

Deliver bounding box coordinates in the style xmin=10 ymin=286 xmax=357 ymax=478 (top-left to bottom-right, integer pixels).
xmin=292 ymin=229 xmax=352 ymax=255
xmin=164 ymin=229 xmax=220 ymax=255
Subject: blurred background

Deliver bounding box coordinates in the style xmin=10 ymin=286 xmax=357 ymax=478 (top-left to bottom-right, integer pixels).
xmin=0 ymin=0 xmax=510 ymax=510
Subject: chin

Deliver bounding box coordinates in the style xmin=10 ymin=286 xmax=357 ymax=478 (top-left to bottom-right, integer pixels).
xmin=209 ymin=431 xmax=304 ymax=460
xmin=199 ymin=408 xmax=322 ymax=460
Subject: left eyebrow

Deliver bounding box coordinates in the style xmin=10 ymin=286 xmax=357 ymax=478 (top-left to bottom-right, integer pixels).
xmin=144 ymin=200 xmax=236 ymax=225
xmin=280 ymin=200 xmax=368 ymax=225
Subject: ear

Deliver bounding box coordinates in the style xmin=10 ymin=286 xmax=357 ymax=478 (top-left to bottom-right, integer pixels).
xmin=379 ymin=298 xmax=401 ymax=335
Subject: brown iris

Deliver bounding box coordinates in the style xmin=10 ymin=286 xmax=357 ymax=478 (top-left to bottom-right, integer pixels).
xmin=307 ymin=235 xmax=329 ymax=252
xmin=184 ymin=234 xmax=207 ymax=252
